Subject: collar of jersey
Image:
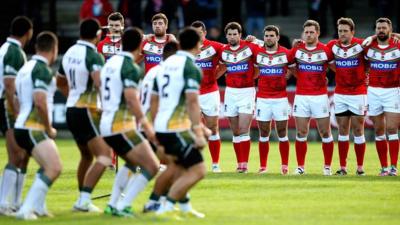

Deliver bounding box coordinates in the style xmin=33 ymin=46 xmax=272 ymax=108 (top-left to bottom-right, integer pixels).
xmin=7 ymin=37 xmax=22 ymax=47
xmin=32 ymin=55 xmax=49 ymax=65
xmin=118 ymin=51 xmax=134 ymax=60
xmin=177 ymin=50 xmax=195 ymax=61
xmin=77 ymin=40 xmax=96 ymax=50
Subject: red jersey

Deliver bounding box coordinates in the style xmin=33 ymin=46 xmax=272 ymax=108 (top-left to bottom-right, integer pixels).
xmin=219 ymin=40 xmax=258 ymax=88
xmin=254 ymin=45 xmax=292 ymax=98
xmin=97 ymin=35 xmax=122 ymax=61
xmin=364 ymin=39 xmax=400 ymax=88
xmin=327 ymin=37 xmax=367 ymax=95
xmin=141 ymin=35 xmax=172 ymax=74
xmin=290 ymin=42 xmax=334 ymax=95
xmin=195 ymin=39 xmax=223 ymax=94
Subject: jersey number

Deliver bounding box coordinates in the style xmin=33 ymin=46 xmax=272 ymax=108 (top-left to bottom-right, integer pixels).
xmin=104 ymin=77 xmax=111 ymax=101
xmin=69 ymin=68 xmax=76 ymax=89
xmin=141 ymin=83 xmax=149 ymax=105
xmin=161 ymin=74 xmax=170 ymax=98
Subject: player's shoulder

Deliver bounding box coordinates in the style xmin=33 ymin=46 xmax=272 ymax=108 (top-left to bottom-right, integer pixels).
xmin=326 ymin=39 xmax=338 ymax=48
xmin=278 ymin=45 xmax=290 ymax=53
xmin=352 ymin=37 xmax=364 ymax=45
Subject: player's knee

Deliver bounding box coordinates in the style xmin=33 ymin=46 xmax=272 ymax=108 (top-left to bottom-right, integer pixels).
xmin=320 ymin=131 xmax=331 ymax=138
xmin=277 ymin=128 xmax=287 ymax=138
xmin=296 ymin=129 xmax=308 ymax=137
xmin=352 ymin=127 xmax=364 ymax=136
xmin=97 ymin=155 xmax=112 ymax=167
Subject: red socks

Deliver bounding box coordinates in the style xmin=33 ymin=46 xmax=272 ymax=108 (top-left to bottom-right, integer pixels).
xmin=208 ymin=135 xmax=221 ymax=164
xmin=258 ymin=137 xmax=269 ymax=168
xmin=375 ymin=139 xmax=388 ymax=168
xmin=295 ymin=138 xmax=307 ymax=168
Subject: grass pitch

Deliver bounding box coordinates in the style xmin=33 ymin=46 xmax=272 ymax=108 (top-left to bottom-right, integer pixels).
xmin=0 ymin=138 xmax=399 ymax=225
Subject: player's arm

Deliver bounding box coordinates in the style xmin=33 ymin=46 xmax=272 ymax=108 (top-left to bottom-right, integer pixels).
xmin=87 ymin=51 xmax=105 ymax=91
xmin=4 ymin=77 xmax=18 ymax=115
xmin=3 ymin=51 xmax=25 ymax=115
xmin=328 ymin=62 xmax=336 ymax=72
xmin=56 ymin=74 xmax=69 ymax=97
xmin=216 ymin=63 xmax=226 ymax=79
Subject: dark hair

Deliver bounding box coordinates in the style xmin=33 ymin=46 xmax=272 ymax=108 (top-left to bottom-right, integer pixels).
xmin=162 ymin=41 xmax=178 ymax=59
xmin=122 ymin=27 xmax=143 ymax=52
xmin=178 ymin=27 xmax=201 ymax=51
xmin=224 ymin=22 xmax=242 ymax=34
xmin=108 ymin=12 xmax=124 ymax=24
xmin=376 ymin=17 xmax=392 ymax=27
xmin=191 ymin=21 xmax=206 ymax=32
xmin=337 ymin=17 xmax=355 ymax=31
xmin=303 ymin=20 xmax=320 ymax=32
xmin=80 ymin=18 xmax=101 ymax=39
xmin=10 ymin=16 xmax=33 ymax=37
xmin=35 ymin=31 xmax=58 ymax=52
xmin=263 ymin=25 xmax=280 ymax=36
xmin=151 ymin=13 xmax=168 ymax=26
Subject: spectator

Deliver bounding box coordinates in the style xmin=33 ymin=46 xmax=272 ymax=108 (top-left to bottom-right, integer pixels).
xmin=80 ymin=0 xmax=113 ymax=26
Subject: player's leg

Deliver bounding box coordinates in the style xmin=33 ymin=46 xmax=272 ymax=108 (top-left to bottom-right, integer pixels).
xmin=351 ymin=115 xmax=366 ymax=175
xmin=385 ymin=112 xmax=399 ymax=176
xmin=335 ymin=115 xmax=351 ymax=175
xmin=370 ymin=114 xmax=388 ymax=175
xmin=228 ymin=116 xmax=242 ymax=171
xmin=257 ymin=120 xmax=271 ymax=173
xmin=275 ymin=120 xmax=290 ymax=175
xmin=316 ymin=116 xmax=334 ymax=175
xmin=237 ymin=113 xmax=254 ymax=172
xmin=294 ymin=116 xmax=310 ymax=174
xmin=76 ymin=143 xmax=93 ymax=191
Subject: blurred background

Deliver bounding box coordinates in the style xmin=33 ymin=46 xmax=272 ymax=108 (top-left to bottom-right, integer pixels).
xmin=1 ymin=0 xmax=399 ymax=140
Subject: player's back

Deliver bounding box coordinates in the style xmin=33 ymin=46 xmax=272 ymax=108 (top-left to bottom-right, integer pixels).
xmin=154 ymin=51 xmax=201 ymax=132
xmin=60 ymin=40 xmax=103 ymax=109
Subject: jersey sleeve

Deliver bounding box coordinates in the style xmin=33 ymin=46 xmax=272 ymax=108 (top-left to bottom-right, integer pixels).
xmin=287 ymin=47 xmax=297 ymax=67
xmin=85 ymin=48 xmax=105 ymax=73
xmin=121 ymin=58 xmax=142 ymax=89
xmin=183 ymin=59 xmax=202 ymax=93
xmin=3 ymin=47 xmax=25 ymax=77
xmin=97 ymin=41 xmax=104 ymax=55
xmin=324 ymin=43 xmax=334 ymax=63
xmin=32 ymin=65 xmax=52 ymax=92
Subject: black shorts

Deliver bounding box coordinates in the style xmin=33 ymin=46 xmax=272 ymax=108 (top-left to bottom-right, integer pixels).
xmin=140 ymin=131 xmax=157 ymax=153
xmin=335 ymin=110 xmax=358 ymax=117
xmin=156 ymin=131 xmax=203 ymax=169
xmin=66 ymin=107 xmax=100 ymax=145
xmin=14 ymin=128 xmax=48 ymax=155
xmin=104 ymin=130 xmax=145 ymax=156
xmin=0 ymin=98 xmax=15 ymax=135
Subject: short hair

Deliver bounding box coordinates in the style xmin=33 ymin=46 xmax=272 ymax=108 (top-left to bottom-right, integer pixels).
xmin=376 ymin=17 xmax=392 ymax=27
xmin=303 ymin=20 xmax=320 ymax=33
xmin=122 ymin=27 xmax=143 ymax=52
xmin=179 ymin=27 xmax=201 ymax=51
xmin=10 ymin=16 xmax=33 ymax=37
xmin=162 ymin=41 xmax=178 ymax=59
xmin=80 ymin=18 xmax=101 ymax=39
xmin=191 ymin=21 xmax=206 ymax=32
xmin=337 ymin=17 xmax=355 ymax=31
xmin=151 ymin=13 xmax=168 ymax=26
xmin=35 ymin=31 xmax=58 ymax=52
xmin=108 ymin=12 xmax=124 ymax=24
xmin=224 ymin=22 xmax=242 ymax=34
xmin=263 ymin=25 xmax=280 ymax=36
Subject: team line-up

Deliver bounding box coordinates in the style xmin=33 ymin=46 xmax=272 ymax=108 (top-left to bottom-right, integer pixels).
xmin=0 ymin=12 xmax=399 ymax=220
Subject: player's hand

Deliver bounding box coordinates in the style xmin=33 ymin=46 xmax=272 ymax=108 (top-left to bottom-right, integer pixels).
xmin=46 ymin=127 xmax=57 ymax=139
xmin=245 ymin=35 xmax=256 ymax=42
xmin=194 ymin=135 xmax=207 ymax=149
xmin=362 ymin=36 xmax=373 ymax=47
xmin=392 ymin=35 xmax=400 ymax=44
xmin=292 ymin=39 xmax=303 ymax=47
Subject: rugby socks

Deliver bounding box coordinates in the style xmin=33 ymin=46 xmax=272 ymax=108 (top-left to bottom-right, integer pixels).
xmin=79 ymin=187 xmax=93 ymax=204
xmin=295 ymin=136 xmax=307 ymax=168
xmin=208 ymin=134 xmax=221 ymax=164
xmin=388 ymin=134 xmax=399 ymax=167
xmin=322 ymin=136 xmax=334 ymax=167
xmin=34 ymin=168 xmax=48 ymax=215
xmin=0 ymin=164 xmax=17 ymax=207
xmin=232 ymin=136 xmax=241 ymax=167
xmin=338 ymin=135 xmax=350 ymax=169
xmin=117 ymin=170 xmax=152 ymax=210
xmin=178 ymin=194 xmax=192 ymax=212
xmin=354 ymin=135 xmax=366 ymax=170
xmin=375 ymin=135 xmax=388 ymax=168
xmin=14 ymin=168 xmax=27 ymax=207
xmin=258 ymin=136 xmax=269 ymax=169
xmin=279 ymin=136 xmax=290 ymax=167
xmin=108 ymin=164 xmax=134 ymax=208
xmin=18 ymin=174 xmax=51 ymax=214
xmin=240 ymin=135 xmax=251 ymax=169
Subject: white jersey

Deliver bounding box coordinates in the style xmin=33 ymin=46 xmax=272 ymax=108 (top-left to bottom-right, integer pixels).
xmin=153 ymin=51 xmax=202 ymax=132
xmin=15 ymin=55 xmax=56 ymax=130
xmin=0 ymin=38 xmax=26 ymax=98
xmin=58 ymin=40 xmax=104 ymax=109
xmin=140 ymin=64 xmax=161 ymax=116
xmin=100 ymin=52 xmax=143 ymax=136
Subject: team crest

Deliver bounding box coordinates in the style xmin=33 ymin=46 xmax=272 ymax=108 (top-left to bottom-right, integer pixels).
xmin=317 ymin=54 xmax=322 ymax=60
xmin=278 ymin=57 xmax=283 ymax=63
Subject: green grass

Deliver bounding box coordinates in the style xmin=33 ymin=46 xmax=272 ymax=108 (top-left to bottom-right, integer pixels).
xmin=0 ymin=138 xmax=399 ymax=225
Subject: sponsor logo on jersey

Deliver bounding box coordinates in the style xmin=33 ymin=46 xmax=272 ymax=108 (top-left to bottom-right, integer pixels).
xmin=259 ymin=66 xmax=284 ymax=76
xmin=145 ymin=55 xmax=162 ymax=64
xmin=226 ymin=62 xmax=249 ymax=73
xmin=335 ymin=59 xmax=359 ymax=68
xmin=370 ymin=61 xmax=398 ymax=70
xmin=195 ymin=60 xmax=213 ymax=69
xmin=298 ymin=63 xmax=323 ymax=72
